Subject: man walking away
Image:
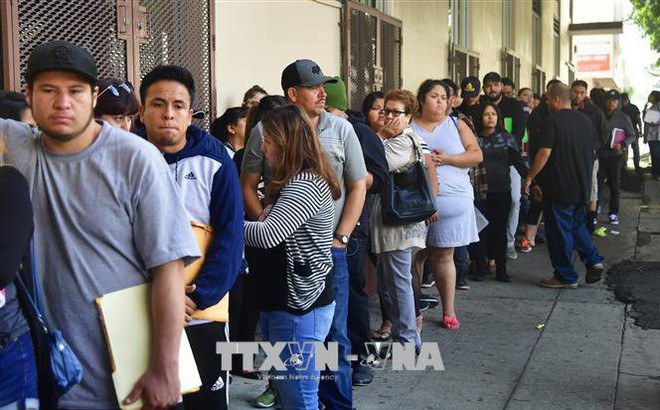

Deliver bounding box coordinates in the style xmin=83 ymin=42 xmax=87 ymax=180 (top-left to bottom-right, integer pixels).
xmin=523 ymin=83 xmax=604 ymax=288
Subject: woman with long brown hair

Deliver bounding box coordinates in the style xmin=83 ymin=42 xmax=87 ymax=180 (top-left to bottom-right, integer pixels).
xmin=244 ymin=105 xmax=340 ymax=409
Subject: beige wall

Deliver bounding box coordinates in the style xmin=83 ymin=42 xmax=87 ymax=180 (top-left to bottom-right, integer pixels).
xmin=470 ymin=1 xmax=503 ymax=79
xmin=388 ymin=1 xmax=449 ymax=90
xmin=214 ymin=0 xmax=341 ymax=113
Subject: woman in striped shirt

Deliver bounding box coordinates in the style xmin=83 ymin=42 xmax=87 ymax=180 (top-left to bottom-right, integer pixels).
xmin=244 ymin=105 xmax=340 ymax=409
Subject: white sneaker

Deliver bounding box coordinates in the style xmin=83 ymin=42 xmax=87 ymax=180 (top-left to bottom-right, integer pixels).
xmin=608 ymin=214 xmax=619 ymax=225
xmin=506 ymin=247 xmax=518 ymax=260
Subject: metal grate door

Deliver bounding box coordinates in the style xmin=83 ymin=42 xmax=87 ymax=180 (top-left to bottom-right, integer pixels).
xmin=139 ymin=0 xmax=212 ymax=128
xmin=347 ymin=7 xmax=377 ymax=111
xmin=17 ymin=0 xmax=127 ymax=90
xmin=380 ymin=20 xmax=401 ymax=95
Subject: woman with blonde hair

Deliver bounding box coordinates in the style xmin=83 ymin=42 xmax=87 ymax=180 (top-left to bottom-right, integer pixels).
xmin=244 ymin=105 xmax=340 ymax=409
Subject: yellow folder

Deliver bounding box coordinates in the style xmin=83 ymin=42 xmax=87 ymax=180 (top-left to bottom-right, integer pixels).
xmin=96 ymin=283 xmax=202 ymax=410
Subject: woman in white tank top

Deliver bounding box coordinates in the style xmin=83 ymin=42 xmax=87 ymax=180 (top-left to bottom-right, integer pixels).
xmin=411 ymin=80 xmax=483 ymax=331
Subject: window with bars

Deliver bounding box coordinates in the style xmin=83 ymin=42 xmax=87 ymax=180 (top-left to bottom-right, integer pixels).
xmin=452 ymin=47 xmax=479 ymax=85
xmin=502 ymin=49 xmax=521 ymax=88
xmin=342 ymin=0 xmax=402 ymax=110
xmin=532 ymin=66 xmax=546 ymax=94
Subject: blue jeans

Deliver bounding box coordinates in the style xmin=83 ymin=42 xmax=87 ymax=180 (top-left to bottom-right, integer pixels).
xmin=261 ymin=303 xmax=335 ymax=410
xmin=378 ymin=250 xmax=421 ymax=348
xmin=319 ymin=247 xmax=352 ymax=409
xmin=543 ymin=202 xmax=604 ymax=283
xmin=0 ymin=332 xmax=38 ymax=408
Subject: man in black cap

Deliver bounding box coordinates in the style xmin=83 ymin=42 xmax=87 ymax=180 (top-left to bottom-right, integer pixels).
xmin=502 ymin=77 xmax=516 ymax=99
xmin=599 ymin=89 xmax=636 ymax=224
xmin=241 ymin=59 xmax=366 ymax=409
xmin=481 ymin=71 xmax=527 ymax=259
xmin=1 ymin=40 xmax=200 ymax=409
xmin=457 ymin=75 xmax=482 ymax=128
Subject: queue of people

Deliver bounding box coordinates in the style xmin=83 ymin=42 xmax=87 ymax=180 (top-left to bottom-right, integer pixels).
xmin=0 ymin=39 xmax=656 ymax=410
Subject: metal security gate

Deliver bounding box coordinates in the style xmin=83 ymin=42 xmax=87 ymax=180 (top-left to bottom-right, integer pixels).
xmin=342 ymin=0 xmax=402 ymax=110
xmin=1 ymin=0 xmax=214 ymax=128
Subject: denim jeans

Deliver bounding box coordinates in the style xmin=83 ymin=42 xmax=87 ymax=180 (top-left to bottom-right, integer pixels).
xmin=598 ymin=155 xmax=623 ymax=215
xmin=319 ymin=247 xmax=352 ymax=409
xmin=507 ymin=167 xmax=522 ymax=248
xmin=261 ymin=303 xmax=335 ymax=410
xmin=543 ymin=202 xmax=604 ymax=284
xmin=0 ymin=332 xmax=38 ymax=408
xmin=378 ymin=250 xmax=421 ymax=348
xmin=346 ymin=237 xmax=370 ymax=365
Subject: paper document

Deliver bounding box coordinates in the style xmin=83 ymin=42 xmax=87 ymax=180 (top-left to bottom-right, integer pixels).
xmin=97 ymin=283 xmax=201 ymax=409
xmin=610 ymin=128 xmax=626 ymax=149
xmin=643 ymin=109 xmax=660 ymax=125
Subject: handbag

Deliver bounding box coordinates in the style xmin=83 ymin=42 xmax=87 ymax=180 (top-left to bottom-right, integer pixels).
xmin=382 ymin=134 xmax=437 ymax=225
xmin=15 ymin=241 xmax=83 ymax=398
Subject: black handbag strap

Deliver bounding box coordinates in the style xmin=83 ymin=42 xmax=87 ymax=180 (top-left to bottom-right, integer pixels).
xmin=15 ymin=241 xmax=50 ymax=334
xmin=405 ymin=133 xmax=423 ymax=164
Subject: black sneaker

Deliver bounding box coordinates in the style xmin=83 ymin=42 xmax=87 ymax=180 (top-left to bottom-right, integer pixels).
xmin=585 ymin=263 xmax=605 ymax=284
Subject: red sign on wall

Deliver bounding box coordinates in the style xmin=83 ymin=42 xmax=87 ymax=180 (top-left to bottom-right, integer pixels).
xmin=577 ymin=54 xmax=611 ymax=72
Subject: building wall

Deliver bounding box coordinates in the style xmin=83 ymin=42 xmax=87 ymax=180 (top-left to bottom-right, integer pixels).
xmin=214 ymin=0 xmax=341 ymax=113
xmin=470 ymin=1 xmax=504 ymax=80
xmin=388 ymin=1 xmax=449 ymax=90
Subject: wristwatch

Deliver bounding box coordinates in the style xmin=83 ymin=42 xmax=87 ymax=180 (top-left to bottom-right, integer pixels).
xmin=334 ymin=233 xmax=349 ymax=245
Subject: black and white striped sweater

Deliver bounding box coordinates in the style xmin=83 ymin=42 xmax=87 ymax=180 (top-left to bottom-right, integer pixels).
xmin=244 ymin=171 xmax=335 ymax=312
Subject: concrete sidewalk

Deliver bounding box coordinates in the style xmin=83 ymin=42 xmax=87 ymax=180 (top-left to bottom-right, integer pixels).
xmin=229 ymin=173 xmax=660 ymax=409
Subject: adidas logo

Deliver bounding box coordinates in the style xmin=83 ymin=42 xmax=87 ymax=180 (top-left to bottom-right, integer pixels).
xmin=184 ymin=172 xmax=196 ymax=180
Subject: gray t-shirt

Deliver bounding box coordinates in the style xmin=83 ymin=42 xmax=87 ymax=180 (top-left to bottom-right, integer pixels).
xmin=1 ymin=120 xmax=200 ymax=409
xmin=242 ymin=111 xmax=367 ymax=228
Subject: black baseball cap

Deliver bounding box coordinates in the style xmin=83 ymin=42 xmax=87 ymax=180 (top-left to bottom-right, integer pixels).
xmin=482 ymin=72 xmax=502 ymax=86
xmin=606 ymin=89 xmax=621 ymax=101
xmin=460 ymin=76 xmax=481 ymax=98
xmin=281 ymin=59 xmax=337 ymax=93
xmin=26 ymin=40 xmax=98 ymax=84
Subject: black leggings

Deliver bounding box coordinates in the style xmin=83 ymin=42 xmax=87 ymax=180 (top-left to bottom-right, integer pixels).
xmin=471 ymin=193 xmax=512 ymax=274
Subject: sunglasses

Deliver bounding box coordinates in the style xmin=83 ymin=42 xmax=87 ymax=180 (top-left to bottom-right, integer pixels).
xmin=97 ymin=82 xmax=132 ymax=98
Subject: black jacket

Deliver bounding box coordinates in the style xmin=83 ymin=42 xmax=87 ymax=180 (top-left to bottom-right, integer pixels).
xmin=575 ymin=99 xmax=607 ymax=153
xmin=346 ymin=110 xmax=389 ymax=238
xmin=481 ymin=95 xmax=527 ymax=141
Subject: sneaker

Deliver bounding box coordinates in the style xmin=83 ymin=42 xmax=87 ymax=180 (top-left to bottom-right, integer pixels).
xmin=254 ymin=384 xmax=276 ymax=408
xmin=506 ymin=247 xmax=518 ymax=260
xmin=608 ymin=214 xmax=619 ymax=225
xmin=585 ymin=263 xmax=605 ymax=284
xmin=539 ymin=276 xmax=578 ymax=289
xmin=421 ymin=279 xmax=435 ymax=288
xmin=517 ymin=237 xmax=533 ymax=253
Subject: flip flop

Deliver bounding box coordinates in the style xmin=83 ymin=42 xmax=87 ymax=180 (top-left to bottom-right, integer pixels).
xmin=371 ymin=328 xmax=392 ymax=341
xmin=442 ymin=315 xmax=460 ymax=331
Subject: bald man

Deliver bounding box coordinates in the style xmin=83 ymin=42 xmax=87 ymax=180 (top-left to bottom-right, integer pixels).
xmin=523 ymin=83 xmax=604 ymax=289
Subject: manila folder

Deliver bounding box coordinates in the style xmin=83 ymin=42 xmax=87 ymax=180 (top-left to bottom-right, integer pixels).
xmin=96 ymin=283 xmax=202 ymax=409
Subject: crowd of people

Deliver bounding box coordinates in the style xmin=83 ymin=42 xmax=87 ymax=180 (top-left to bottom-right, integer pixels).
xmin=1 ymin=39 xmax=660 ymax=410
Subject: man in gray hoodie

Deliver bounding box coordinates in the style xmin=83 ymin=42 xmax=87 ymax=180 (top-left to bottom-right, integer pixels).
xmin=598 ymin=89 xmax=636 ymax=225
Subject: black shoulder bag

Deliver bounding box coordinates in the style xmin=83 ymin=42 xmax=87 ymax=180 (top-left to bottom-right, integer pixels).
xmin=382 ymin=135 xmax=437 ymax=225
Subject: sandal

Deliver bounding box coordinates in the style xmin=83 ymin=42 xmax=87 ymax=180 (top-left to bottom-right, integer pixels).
xmin=442 ymin=315 xmax=460 ymax=331
xmin=371 ymin=328 xmax=392 ymax=341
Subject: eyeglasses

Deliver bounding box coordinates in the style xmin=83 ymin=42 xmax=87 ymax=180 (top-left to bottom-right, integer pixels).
xmin=97 ymin=82 xmax=132 ymax=98
xmin=381 ymin=108 xmax=407 ymax=117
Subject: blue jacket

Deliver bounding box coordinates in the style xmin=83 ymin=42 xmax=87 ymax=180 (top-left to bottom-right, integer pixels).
xmin=138 ymin=125 xmax=244 ymax=310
